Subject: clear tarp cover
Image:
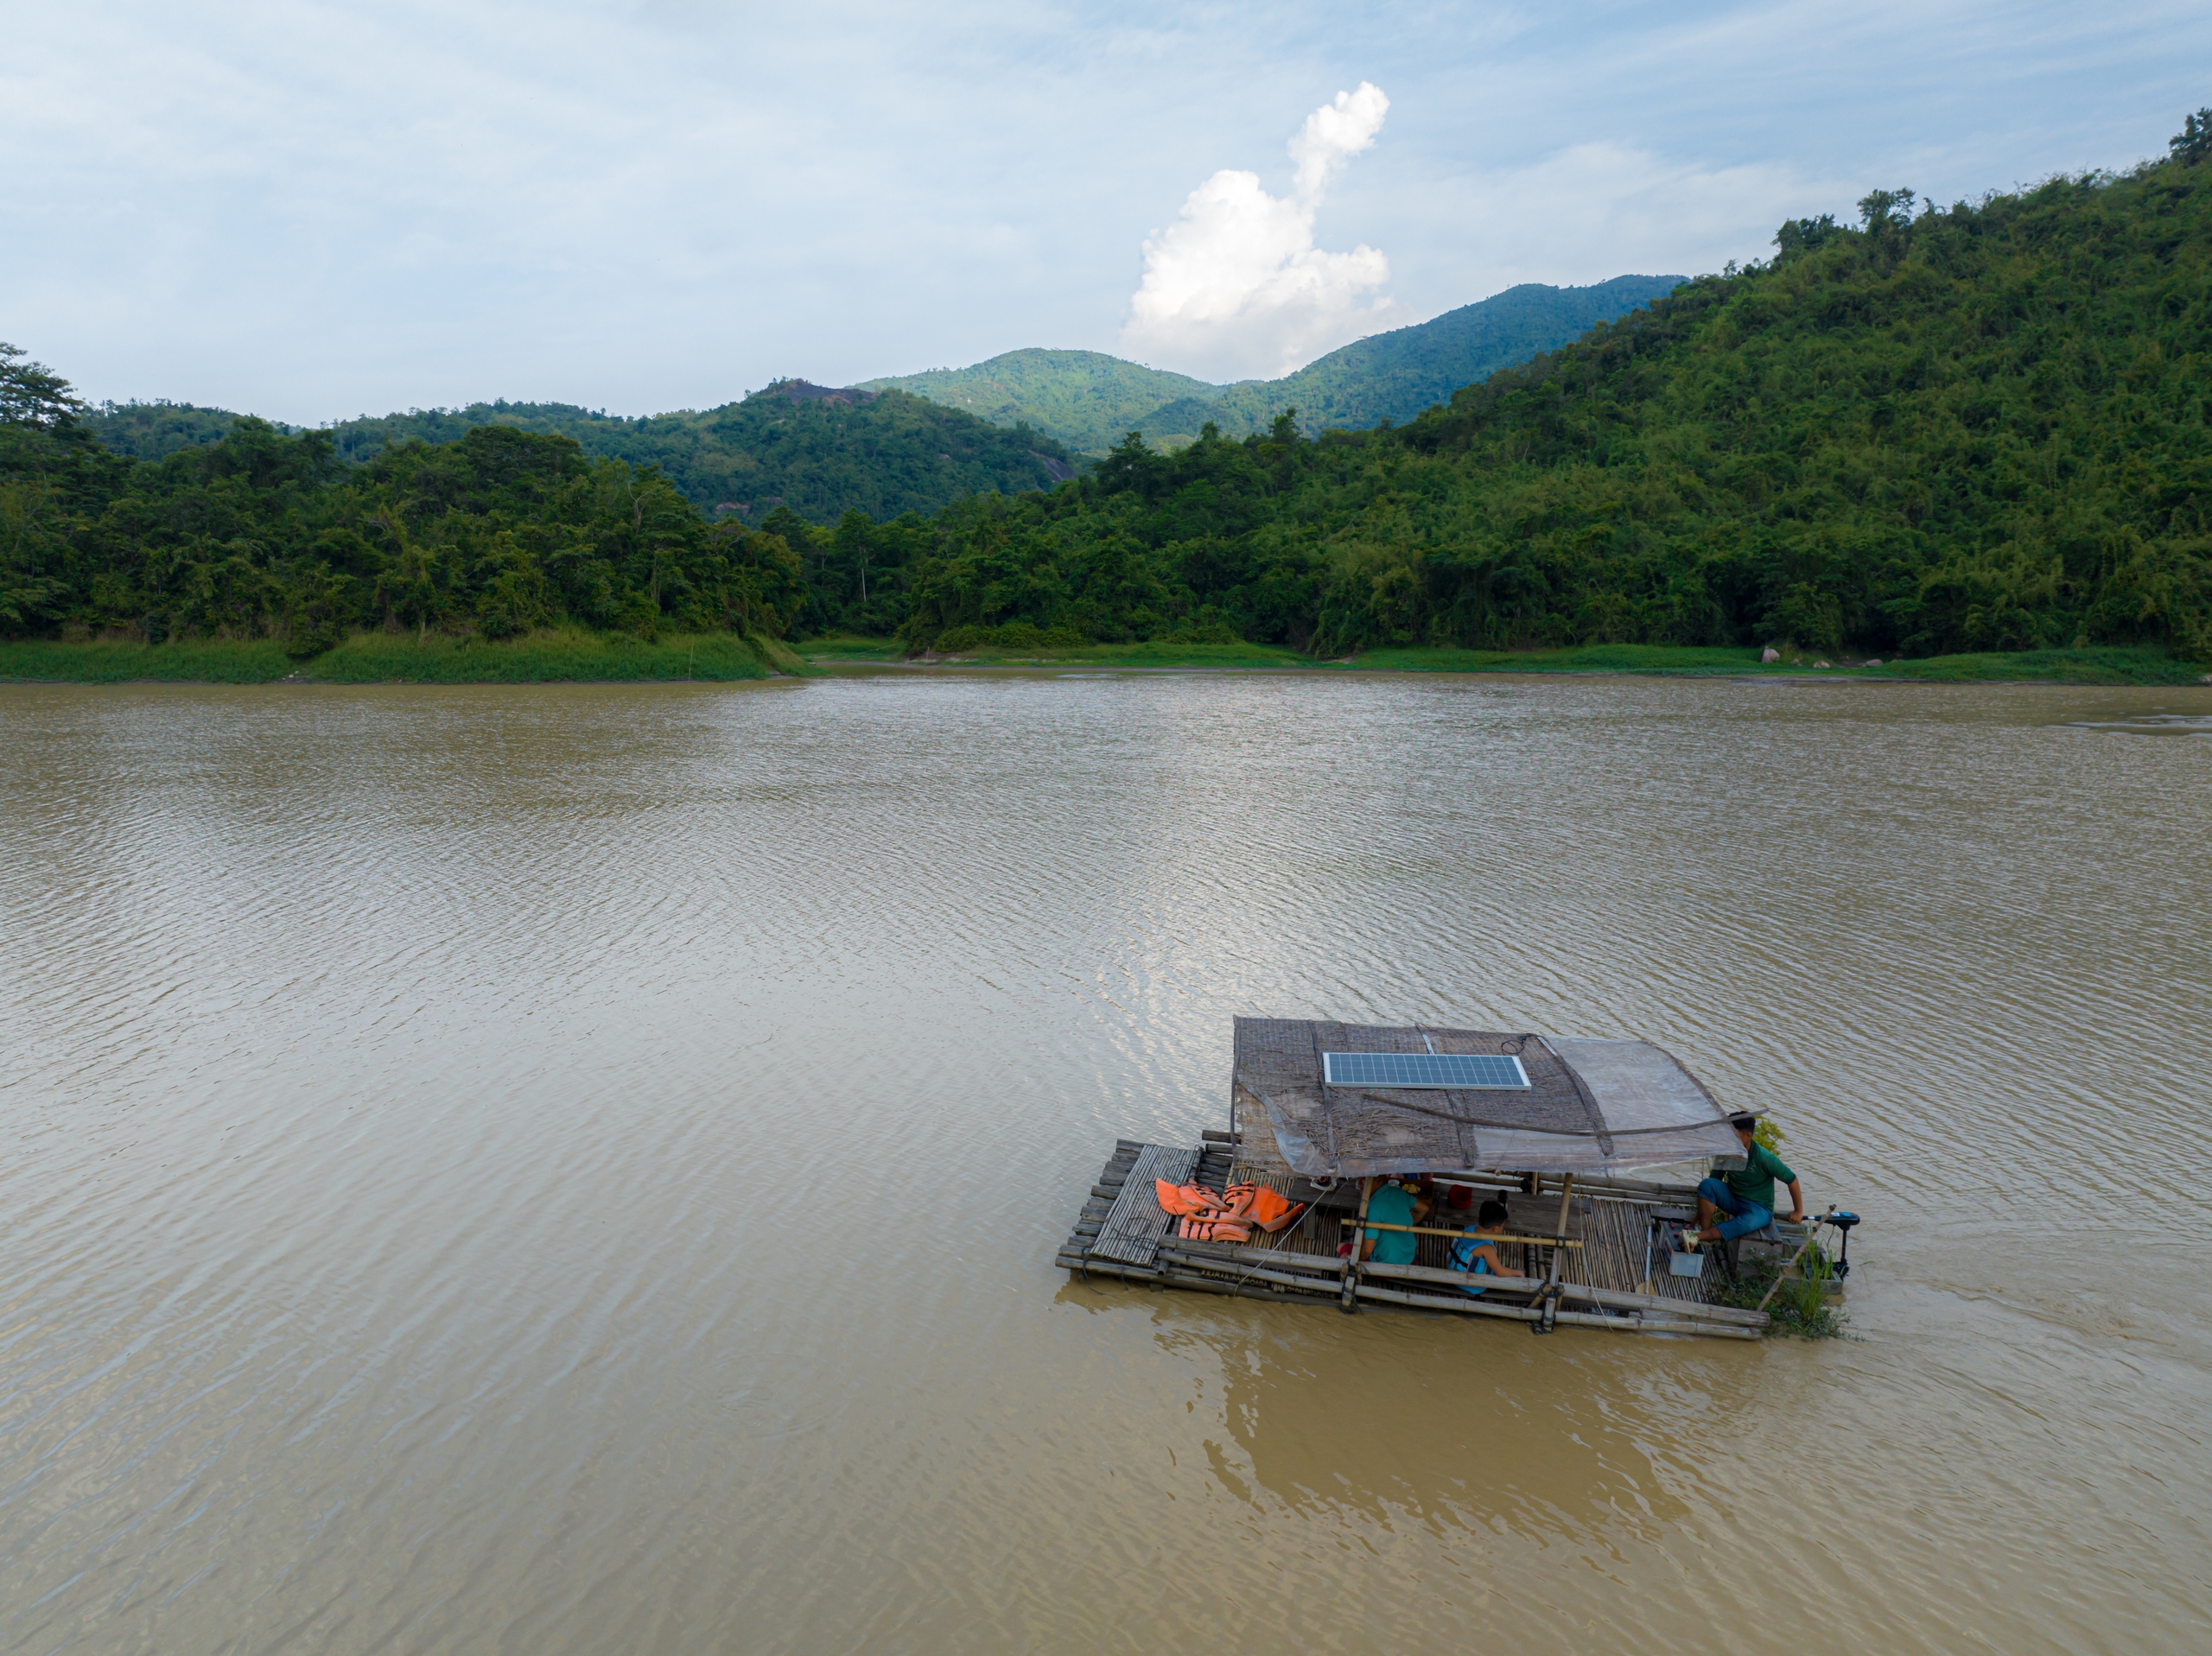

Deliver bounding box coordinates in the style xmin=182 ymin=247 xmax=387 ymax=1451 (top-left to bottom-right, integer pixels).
xmin=1232 ymin=1018 xmax=1745 ymax=1179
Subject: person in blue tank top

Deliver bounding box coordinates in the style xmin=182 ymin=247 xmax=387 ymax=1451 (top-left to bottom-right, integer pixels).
xmin=1447 ymin=1200 xmax=1530 ymax=1297
xmin=1694 ymin=1113 xmax=1806 ymax=1245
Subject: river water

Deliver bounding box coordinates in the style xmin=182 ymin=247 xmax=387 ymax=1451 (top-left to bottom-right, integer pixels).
xmin=3 ymin=672 xmax=2208 ymax=1653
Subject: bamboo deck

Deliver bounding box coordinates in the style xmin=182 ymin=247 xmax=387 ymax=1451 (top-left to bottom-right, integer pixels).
xmin=1057 ymin=1133 xmax=1807 ymax=1339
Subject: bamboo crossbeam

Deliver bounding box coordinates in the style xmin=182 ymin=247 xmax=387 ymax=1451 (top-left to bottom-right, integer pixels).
xmin=1520 ymin=1171 xmax=1706 ymax=1200
xmin=1363 ymin=1260 xmax=1767 ymax=1327
xmin=1756 ymin=1228 xmax=1826 ymax=1312
xmin=1338 ymin=1217 xmax=1582 ymax=1249
xmin=1177 ymin=1241 xmax=1765 ymax=1328
xmin=1153 ymin=1251 xmax=1758 ymax=1339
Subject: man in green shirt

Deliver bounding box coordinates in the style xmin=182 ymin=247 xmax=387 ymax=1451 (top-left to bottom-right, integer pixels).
xmin=1694 ymin=1113 xmax=1805 ymax=1244
xmin=1358 ymin=1177 xmax=1429 ymax=1266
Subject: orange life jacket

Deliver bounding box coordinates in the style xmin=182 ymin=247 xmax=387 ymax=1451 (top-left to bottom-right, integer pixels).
xmin=1175 ymin=1215 xmax=1253 ymax=1243
xmin=1155 ymin=1179 xmax=1226 ymax=1217
xmin=1156 ymin=1178 xmax=1301 ymax=1234
xmin=1246 ymin=1185 xmax=1306 ymax=1232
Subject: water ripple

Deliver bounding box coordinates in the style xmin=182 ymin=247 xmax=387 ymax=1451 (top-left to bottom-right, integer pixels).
xmin=2 ymin=676 xmax=2208 ymax=1652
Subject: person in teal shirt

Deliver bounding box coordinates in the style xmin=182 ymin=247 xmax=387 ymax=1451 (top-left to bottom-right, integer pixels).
xmin=1694 ymin=1113 xmax=1806 ymax=1243
xmin=1359 ymin=1177 xmax=1429 ymax=1266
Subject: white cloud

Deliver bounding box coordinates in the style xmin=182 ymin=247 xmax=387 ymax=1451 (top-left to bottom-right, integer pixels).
xmin=4 ymin=5 xmax=2208 ymax=418
xmin=1121 ymin=82 xmax=1392 ymax=383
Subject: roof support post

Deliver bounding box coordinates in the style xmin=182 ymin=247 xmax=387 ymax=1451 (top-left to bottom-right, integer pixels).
xmin=1531 ymin=1173 xmax=1575 ymax=1335
xmin=1340 ymin=1178 xmax=1371 ymax=1314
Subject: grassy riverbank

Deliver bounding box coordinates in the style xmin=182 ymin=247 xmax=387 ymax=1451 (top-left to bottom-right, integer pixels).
xmin=1344 ymin=644 xmax=2209 ymax=684
xmin=0 ymin=628 xmax=801 ymax=684
xmin=802 ymin=635 xmax=1309 ymax=669
xmin=805 ymin=637 xmax=2208 ymax=684
xmin=6 ymin=633 xmax=2199 ymax=686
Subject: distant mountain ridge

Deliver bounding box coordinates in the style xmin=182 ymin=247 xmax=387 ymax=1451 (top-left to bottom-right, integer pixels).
xmin=89 ymin=382 xmax=1077 ymax=525
xmin=865 ymin=276 xmax=1684 ymax=453
xmin=83 ymin=276 xmax=1682 ymax=519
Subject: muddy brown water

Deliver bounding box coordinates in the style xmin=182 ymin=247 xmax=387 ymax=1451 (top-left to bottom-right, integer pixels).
xmin=3 ymin=674 xmax=2209 ymax=1653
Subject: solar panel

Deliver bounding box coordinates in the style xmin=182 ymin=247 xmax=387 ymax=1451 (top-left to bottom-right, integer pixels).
xmin=1321 ymin=1051 xmax=1530 ymax=1090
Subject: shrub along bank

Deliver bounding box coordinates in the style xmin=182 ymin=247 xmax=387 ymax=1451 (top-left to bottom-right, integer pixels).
xmin=798 ymin=637 xmax=2202 ymax=683
xmin=0 ymin=628 xmax=787 ymax=684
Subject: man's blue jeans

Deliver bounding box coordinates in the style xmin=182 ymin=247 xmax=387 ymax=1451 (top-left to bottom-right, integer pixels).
xmin=1696 ymin=1177 xmax=1773 ymax=1240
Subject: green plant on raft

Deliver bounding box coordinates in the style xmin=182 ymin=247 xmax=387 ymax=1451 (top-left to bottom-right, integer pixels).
xmin=1714 ymin=1235 xmax=1850 ymax=1339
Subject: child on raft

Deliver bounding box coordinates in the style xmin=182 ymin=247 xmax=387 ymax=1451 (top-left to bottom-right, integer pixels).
xmin=1448 ymin=1199 xmax=1532 ymax=1297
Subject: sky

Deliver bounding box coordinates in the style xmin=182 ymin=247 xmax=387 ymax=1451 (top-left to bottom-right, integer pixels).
xmin=4 ymin=1 xmax=2207 ymax=421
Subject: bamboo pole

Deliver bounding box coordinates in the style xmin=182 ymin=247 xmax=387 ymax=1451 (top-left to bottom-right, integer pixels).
xmin=1366 ymin=1259 xmax=1764 ymax=1327
xmin=1337 ymin=1217 xmax=1583 ymax=1249
xmin=1220 ymin=1241 xmax=1764 ymax=1327
xmin=1532 ymin=1173 xmax=1576 ymax=1331
xmin=1755 ymin=1225 xmax=1825 ymax=1313
xmin=1548 ymin=1174 xmax=1576 ymax=1284
xmin=1155 ymin=1252 xmax=1760 ymax=1339
xmin=1342 ymin=1177 xmax=1373 ymax=1314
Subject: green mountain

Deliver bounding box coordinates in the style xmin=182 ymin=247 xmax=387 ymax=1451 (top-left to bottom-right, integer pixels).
xmin=859 ymin=351 xmax=1218 ymax=460
xmin=1202 ymin=275 xmax=1685 ymax=439
xmin=864 ymin=276 xmax=1683 ymax=453
xmin=801 ymin=127 xmax=2212 ymax=663
xmin=86 ymin=383 xmax=1077 ymax=526
xmin=81 ymin=278 xmax=1679 ymax=520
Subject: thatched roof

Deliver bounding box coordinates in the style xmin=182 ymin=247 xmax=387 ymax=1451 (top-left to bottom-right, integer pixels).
xmin=1231 ymin=1017 xmax=1745 ymax=1179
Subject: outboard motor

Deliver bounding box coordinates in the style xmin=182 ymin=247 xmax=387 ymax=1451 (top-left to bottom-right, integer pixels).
xmin=1822 ymin=1208 xmax=1860 ymax=1278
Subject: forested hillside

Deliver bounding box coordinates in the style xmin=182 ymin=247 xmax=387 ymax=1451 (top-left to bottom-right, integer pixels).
xmin=865 ymin=278 xmax=1681 ymax=453
xmin=804 ymin=129 xmax=2212 ymax=660
xmin=86 ymin=400 xmax=294 ymax=459
xmin=79 ymin=280 xmax=1669 ymax=517
xmin=10 ymin=117 xmax=2210 ymax=664
xmin=86 ymin=382 xmax=1077 ymax=525
xmin=3 ymin=371 xmax=809 ymax=652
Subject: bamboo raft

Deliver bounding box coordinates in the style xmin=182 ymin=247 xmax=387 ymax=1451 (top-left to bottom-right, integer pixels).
xmin=1056 ymin=1018 xmax=1850 ymax=1341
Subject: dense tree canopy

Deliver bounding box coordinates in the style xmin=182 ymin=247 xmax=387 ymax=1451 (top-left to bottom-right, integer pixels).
xmin=804 ymin=140 xmax=2212 ymax=661
xmin=86 ymin=381 xmax=1077 ymax=524
xmin=3 ymin=401 xmax=804 ymax=652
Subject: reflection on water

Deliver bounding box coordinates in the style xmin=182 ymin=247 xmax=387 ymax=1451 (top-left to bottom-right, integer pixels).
xmin=1153 ymin=1290 xmax=1699 ymax=1530
xmin=2056 ymin=711 xmax=2212 ymax=734
xmin=3 ymin=675 xmax=2209 ymax=1653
